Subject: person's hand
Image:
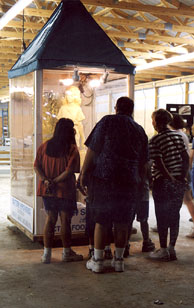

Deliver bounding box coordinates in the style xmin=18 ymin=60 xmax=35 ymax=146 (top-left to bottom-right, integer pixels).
xmin=168 ymin=175 xmax=176 ymax=182
xmin=79 ymin=172 xmax=88 ymax=196
xmin=43 ymin=179 xmax=50 ymax=188
xmin=43 ymin=179 xmax=55 ymax=194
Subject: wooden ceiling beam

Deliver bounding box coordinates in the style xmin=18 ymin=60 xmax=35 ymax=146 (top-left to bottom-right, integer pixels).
xmin=4 ymin=20 xmax=44 ymax=30
xmin=0 ymin=40 xmax=23 ymax=47
xmin=0 ymin=30 xmax=35 ymax=40
xmin=2 ymin=0 xmax=194 ymax=20
xmin=0 ymin=54 xmax=18 ymax=60
xmin=106 ymin=30 xmax=194 ymax=46
xmin=82 ymin=0 xmax=194 ymax=18
xmin=118 ymin=41 xmax=188 ymax=54
xmin=123 ymin=51 xmax=166 ymax=60
xmin=94 ymin=16 xmax=194 ymax=35
xmin=0 ymin=47 xmax=21 ymax=53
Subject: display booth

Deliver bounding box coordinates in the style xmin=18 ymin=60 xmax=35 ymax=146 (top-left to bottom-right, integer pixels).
xmin=166 ymin=104 xmax=194 ymax=143
xmin=7 ymin=0 xmax=135 ymax=240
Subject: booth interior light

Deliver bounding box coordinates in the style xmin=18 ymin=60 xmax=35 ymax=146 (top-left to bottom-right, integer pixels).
xmin=89 ymin=79 xmax=101 ymax=88
xmin=136 ymin=52 xmax=194 ymax=71
xmin=60 ymin=68 xmax=109 ymax=90
xmin=59 ymin=78 xmax=73 ymax=86
xmin=0 ymin=0 xmax=33 ymax=30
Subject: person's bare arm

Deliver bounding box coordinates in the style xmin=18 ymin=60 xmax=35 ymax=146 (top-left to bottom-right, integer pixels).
xmin=189 ymin=149 xmax=194 ymax=169
xmin=79 ymin=148 xmax=95 ymax=191
xmin=154 ymin=157 xmax=175 ymax=181
xmin=34 ymin=166 xmax=47 ymax=182
xmin=155 ymin=149 xmax=189 ymax=181
xmin=180 ymin=150 xmax=189 ymax=179
xmin=53 ymin=169 xmax=73 ymax=184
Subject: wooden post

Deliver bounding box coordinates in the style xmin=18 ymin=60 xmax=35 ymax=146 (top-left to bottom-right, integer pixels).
xmin=185 ymin=82 xmax=189 ymax=105
xmin=154 ymin=86 xmax=158 ymax=110
xmin=127 ymin=74 xmax=134 ymax=100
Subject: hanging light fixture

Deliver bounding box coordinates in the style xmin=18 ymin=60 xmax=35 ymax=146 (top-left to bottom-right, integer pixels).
xmin=72 ymin=67 xmax=80 ymax=82
xmin=100 ymin=69 xmax=109 ymax=84
xmin=59 ymin=79 xmax=73 ymax=86
xmin=22 ymin=10 xmax=27 ymax=52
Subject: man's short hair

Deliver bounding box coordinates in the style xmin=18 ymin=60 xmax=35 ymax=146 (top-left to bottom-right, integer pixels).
xmin=152 ymin=109 xmax=173 ymax=127
xmin=116 ymin=96 xmax=134 ymax=115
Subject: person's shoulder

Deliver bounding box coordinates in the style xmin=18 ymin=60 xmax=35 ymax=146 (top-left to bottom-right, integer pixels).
xmin=149 ymin=133 xmax=159 ymax=144
xmin=39 ymin=141 xmax=47 ymax=149
xmin=131 ymin=118 xmax=147 ymax=136
xmin=36 ymin=140 xmax=47 ymax=155
xmin=70 ymin=143 xmax=79 ymax=152
xmin=101 ymin=114 xmax=114 ymax=121
xmin=96 ymin=114 xmax=114 ymax=126
xmin=169 ymin=130 xmax=184 ymax=139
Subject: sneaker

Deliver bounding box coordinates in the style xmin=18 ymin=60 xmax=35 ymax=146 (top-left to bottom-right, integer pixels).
xmin=86 ymin=257 xmax=104 ymax=273
xmin=62 ymin=249 xmax=83 ymax=262
xmin=104 ymin=249 xmax=113 ymax=260
xmin=111 ymin=256 xmax=124 ymax=272
xmin=142 ymin=239 xmax=155 ymax=252
xmin=41 ymin=253 xmax=51 ymax=264
xmin=149 ymin=248 xmax=170 ymax=261
xmin=186 ymin=228 xmax=194 ymax=238
xmin=123 ymin=244 xmax=130 ymax=258
xmin=167 ymin=246 xmax=177 ymax=261
xmin=151 ymin=225 xmax=158 ymax=232
xmin=131 ymin=227 xmax=137 ymax=234
xmin=88 ymin=248 xmax=94 ymax=259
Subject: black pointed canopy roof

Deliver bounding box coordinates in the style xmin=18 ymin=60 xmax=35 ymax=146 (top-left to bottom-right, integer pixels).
xmin=8 ymin=0 xmax=135 ymax=79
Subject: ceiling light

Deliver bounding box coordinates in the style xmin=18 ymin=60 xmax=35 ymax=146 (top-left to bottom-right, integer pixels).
xmin=59 ymin=79 xmax=73 ymax=86
xmin=89 ymin=79 xmax=101 ymax=88
xmin=136 ymin=52 xmax=194 ymax=71
xmin=0 ymin=0 xmax=33 ymax=30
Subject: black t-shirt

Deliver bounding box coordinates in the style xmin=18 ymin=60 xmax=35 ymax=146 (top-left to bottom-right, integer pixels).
xmin=85 ymin=114 xmax=148 ymax=184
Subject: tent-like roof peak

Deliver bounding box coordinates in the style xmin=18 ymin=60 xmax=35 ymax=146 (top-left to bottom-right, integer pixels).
xmin=8 ymin=0 xmax=135 ymax=78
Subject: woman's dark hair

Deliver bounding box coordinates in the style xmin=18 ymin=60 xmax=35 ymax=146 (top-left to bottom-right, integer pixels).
xmin=152 ymin=109 xmax=173 ymax=128
xmin=170 ymin=113 xmax=186 ymax=130
xmin=46 ymin=118 xmax=76 ymax=157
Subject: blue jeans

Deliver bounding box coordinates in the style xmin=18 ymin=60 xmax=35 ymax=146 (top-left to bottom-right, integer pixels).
xmin=191 ymin=167 xmax=194 ymax=197
xmin=152 ymin=178 xmax=184 ymax=248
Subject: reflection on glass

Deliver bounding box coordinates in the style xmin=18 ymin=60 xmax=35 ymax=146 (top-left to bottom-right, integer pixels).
xmin=10 ymin=73 xmax=34 ymax=207
xmin=57 ymin=86 xmax=85 ymax=148
xmin=42 ymin=72 xmax=86 ymax=150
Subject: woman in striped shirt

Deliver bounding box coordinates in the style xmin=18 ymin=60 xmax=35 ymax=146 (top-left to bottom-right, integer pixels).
xmin=149 ymin=109 xmax=189 ymax=261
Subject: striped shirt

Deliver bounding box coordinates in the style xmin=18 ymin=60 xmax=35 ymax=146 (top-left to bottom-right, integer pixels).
xmin=149 ymin=129 xmax=186 ymax=180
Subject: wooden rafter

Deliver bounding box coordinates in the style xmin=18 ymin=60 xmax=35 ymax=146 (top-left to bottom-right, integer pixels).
xmin=0 ymin=0 xmax=194 ymax=99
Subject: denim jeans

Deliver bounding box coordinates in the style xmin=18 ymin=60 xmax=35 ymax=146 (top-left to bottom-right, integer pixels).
xmin=152 ymin=178 xmax=184 ymax=248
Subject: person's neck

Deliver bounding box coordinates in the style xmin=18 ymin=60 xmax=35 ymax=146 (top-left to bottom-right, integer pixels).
xmin=157 ymin=126 xmax=168 ymax=133
xmin=116 ymin=112 xmax=131 ymax=116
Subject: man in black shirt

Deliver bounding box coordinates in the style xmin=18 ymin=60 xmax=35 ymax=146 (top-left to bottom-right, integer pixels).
xmin=80 ymin=96 xmax=148 ymax=273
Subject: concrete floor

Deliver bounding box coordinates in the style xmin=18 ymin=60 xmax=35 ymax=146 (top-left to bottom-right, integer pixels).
xmin=1 ymin=174 xmax=194 ymax=308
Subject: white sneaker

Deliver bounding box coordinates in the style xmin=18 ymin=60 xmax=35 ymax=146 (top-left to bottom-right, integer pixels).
xmin=167 ymin=246 xmax=177 ymax=261
xmin=41 ymin=253 xmax=51 ymax=264
xmin=151 ymin=225 xmax=158 ymax=232
xmin=186 ymin=228 xmax=194 ymax=238
xmin=86 ymin=257 xmax=104 ymax=273
xmin=111 ymin=257 xmax=124 ymax=272
xmin=149 ymin=248 xmax=170 ymax=261
xmin=62 ymin=249 xmax=83 ymax=262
